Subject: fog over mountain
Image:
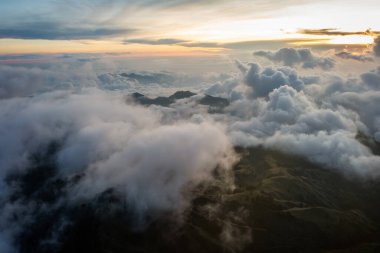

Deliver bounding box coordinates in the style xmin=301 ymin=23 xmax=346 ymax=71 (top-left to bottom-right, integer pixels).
xmin=0 ymin=42 xmax=380 ymax=253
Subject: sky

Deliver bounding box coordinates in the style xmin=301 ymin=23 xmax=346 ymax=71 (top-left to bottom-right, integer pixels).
xmin=1 ymin=0 xmax=380 ymax=56
xmin=1 ymin=1 xmax=380 ymax=252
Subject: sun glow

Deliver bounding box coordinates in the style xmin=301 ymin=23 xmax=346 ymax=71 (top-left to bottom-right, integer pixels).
xmin=329 ymin=35 xmax=374 ymax=45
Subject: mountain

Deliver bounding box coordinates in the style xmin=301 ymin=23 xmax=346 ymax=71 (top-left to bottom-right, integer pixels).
xmin=168 ymin=91 xmax=196 ymax=100
xmin=199 ymin=95 xmax=230 ymax=113
xmin=130 ymin=91 xmax=229 ymax=113
xmin=15 ymin=146 xmax=380 ymax=253
xmin=130 ymin=90 xmax=195 ymax=107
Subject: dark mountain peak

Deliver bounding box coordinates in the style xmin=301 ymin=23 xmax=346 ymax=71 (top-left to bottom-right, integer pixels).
xmin=130 ymin=90 xmax=197 ymax=107
xmin=129 ymin=91 xmax=230 ymax=113
xmin=199 ymin=95 xmax=229 ymax=107
xmin=169 ymin=91 xmax=196 ymax=100
xmin=199 ymin=95 xmax=230 ymax=114
xmin=131 ymin=92 xmax=145 ymax=99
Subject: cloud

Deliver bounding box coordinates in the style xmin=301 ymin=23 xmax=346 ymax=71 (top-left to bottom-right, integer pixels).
xmin=1 ymin=46 xmax=380 ymax=251
xmin=243 ymin=63 xmax=306 ymax=97
xmin=302 ymin=69 xmax=380 ymax=142
xmin=374 ymin=36 xmax=380 ymax=57
xmin=181 ymin=42 xmax=221 ymax=48
xmin=219 ymin=208 xmax=252 ymax=251
xmin=0 ymin=65 xmax=49 ymax=99
xmin=204 ymin=77 xmax=240 ymax=99
xmin=0 ymin=62 xmax=232 ymax=100
xmin=0 ymin=89 xmax=237 ymax=250
xmin=0 ymin=63 xmax=100 ymax=99
xmin=226 ymin=54 xmax=380 ymax=179
xmin=72 ymin=122 xmax=235 ymax=219
xmin=0 ymin=53 xmax=130 ymax=64
xmin=123 ymin=38 xmax=331 ymax=51
xmin=335 ymin=51 xmax=374 ymax=62
xmin=360 ymin=67 xmax=380 ymax=89
xmin=0 ymin=22 xmax=134 ymax=40
xmin=298 ymin=28 xmax=380 ymax=36
xmin=0 ymin=54 xmax=46 ymax=61
xmin=222 ymin=38 xmax=330 ymax=50
xmin=120 ymin=71 xmax=176 ymax=85
xmin=99 ymin=70 xmax=220 ymax=96
xmin=254 ymin=48 xmax=335 ymax=70
xmin=124 ymin=38 xmax=188 ymax=45
xmin=229 ymin=85 xmax=380 ymax=178
xmin=263 ymin=131 xmax=380 ymax=178
xmin=330 ymin=90 xmax=380 ymax=141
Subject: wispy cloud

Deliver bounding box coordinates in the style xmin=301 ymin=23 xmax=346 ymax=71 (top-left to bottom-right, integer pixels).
xmin=335 ymin=51 xmax=373 ymax=62
xmin=254 ymin=48 xmax=335 ymax=70
xmin=298 ymin=28 xmax=380 ymax=36
xmin=0 ymin=22 xmax=134 ymax=40
xmin=123 ymin=38 xmax=331 ymax=50
xmin=124 ymin=38 xmax=188 ymax=45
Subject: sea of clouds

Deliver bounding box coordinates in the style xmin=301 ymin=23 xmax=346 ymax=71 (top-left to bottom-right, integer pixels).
xmin=0 ymin=38 xmax=380 ymax=252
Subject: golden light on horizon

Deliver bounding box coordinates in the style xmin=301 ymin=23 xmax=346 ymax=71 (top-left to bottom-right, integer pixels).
xmin=329 ymin=35 xmax=375 ymax=45
xmin=0 ymin=39 xmax=224 ymax=56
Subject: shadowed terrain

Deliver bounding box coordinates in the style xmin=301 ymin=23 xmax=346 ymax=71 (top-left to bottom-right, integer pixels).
xmin=12 ymin=145 xmax=380 ymax=253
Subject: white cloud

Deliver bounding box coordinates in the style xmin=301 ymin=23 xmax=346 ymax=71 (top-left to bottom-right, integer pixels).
xmin=254 ymin=48 xmax=335 ymax=70
xmin=228 ymin=70 xmax=380 ymax=178
xmin=374 ymin=36 xmax=380 ymax=57
xmin=244 ymin=63 xmax=305 ymax=97
xmin=0 ymin=89 xmax=237 ymax=250
xmin=1 ymin=47 xmax=380 ymax=252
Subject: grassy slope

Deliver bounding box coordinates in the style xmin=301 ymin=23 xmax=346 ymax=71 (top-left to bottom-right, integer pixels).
xmin=14 ymin=146 xmax=380 ymax=253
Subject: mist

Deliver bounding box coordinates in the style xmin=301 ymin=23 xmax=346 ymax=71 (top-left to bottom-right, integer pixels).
xmin=0 ymin=44 xmax=379 ymax=252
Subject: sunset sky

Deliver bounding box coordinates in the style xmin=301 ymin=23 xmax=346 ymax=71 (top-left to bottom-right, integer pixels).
xmin=1 ymin=0 xmax=380 ymax=55
xmin=1 ymin=2 xmax=380 ymax=252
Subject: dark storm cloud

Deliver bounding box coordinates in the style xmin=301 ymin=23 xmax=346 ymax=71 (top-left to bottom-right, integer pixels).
xmin=254 ymin=48 xmax=335 ymax=70
xmin=0 ymin=22 xmax=134 ymax=40
xmin=335 ymin=51 xmax=374 ymax=62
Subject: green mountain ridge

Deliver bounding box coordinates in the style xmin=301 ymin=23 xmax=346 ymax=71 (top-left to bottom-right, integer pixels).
xmin=10 ymin=129 xmax=380 ymax=253
xmin=25 ymin=146 xmax=378 ymax=253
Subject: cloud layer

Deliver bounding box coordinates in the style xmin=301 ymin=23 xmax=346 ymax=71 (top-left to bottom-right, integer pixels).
xmin=229 ymin=84 xmax=380 ymax=178
xmin=254 ymin=48 xmax=335 ymax=70
xmin=0 ymin=89 xmax=237 ymax=251
xmin=374 ymin=36 xmax=380 ymax=57
xmin=335 ymin=51 xmax=374 ymax=62
xmin=1 ymin=43 xmax=380 ymax=252
xmin=243 ymin=63 xmax=306 ymax=97
xmin=0 ymin=23 xmax=133 ymax=40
